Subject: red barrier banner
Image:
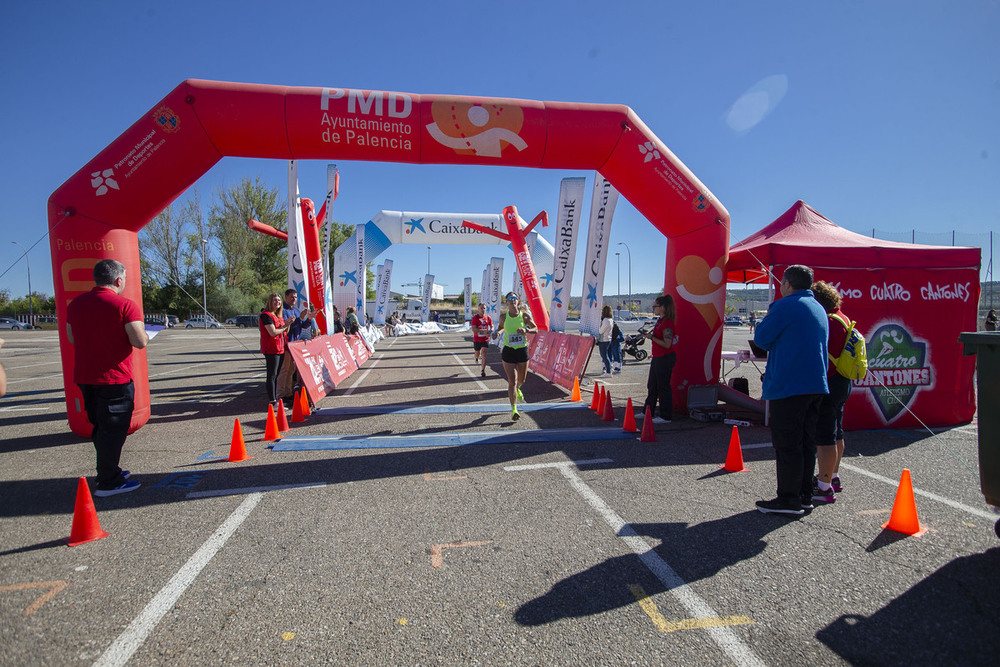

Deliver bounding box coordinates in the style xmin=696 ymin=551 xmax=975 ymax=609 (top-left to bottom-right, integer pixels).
xmin=527 ymin=330 xmax=595 ymax=391
xmin=346 ymin=334 xmax=371 ymax=366
xmin=288 ymin=334 xmax=361 ymax=404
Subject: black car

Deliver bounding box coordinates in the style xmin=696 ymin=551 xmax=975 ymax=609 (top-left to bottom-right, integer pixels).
xmin=233 ymin=314 xmax=258 ymax=328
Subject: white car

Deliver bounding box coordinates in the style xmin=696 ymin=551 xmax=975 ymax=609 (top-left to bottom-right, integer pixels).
xmin=182 ymin=316 xmax=221 ymax=329
xmin=0 ymin=316 xmax=28 ymax=330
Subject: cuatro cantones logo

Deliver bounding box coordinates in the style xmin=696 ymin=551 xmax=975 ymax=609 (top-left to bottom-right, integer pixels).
xmin=425 ymin=99 xmax=527 ymax=158
xmin=855 ymin=324 xmax=932 ymax=421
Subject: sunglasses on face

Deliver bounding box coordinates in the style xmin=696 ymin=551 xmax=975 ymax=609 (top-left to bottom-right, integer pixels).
xmin=506 ymin=296 xmax=518 ymax=302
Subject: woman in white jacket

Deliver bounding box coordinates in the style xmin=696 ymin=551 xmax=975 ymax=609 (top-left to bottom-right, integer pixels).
xmin=597 ymin=305 xmax=614 ymax=377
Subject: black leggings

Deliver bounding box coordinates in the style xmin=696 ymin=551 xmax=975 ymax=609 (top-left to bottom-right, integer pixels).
xmin=644 ymin=353 xmax=676 ymax=420
xmin=264 ymin=353 xmax=284 ymax=404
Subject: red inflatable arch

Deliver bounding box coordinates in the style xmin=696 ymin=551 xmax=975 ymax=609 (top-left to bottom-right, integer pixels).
xmin=48 ymin=80 xmax=730 ymax=436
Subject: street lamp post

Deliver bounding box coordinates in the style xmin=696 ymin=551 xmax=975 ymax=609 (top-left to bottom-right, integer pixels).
xmin=617 ymin=242 xmax=631 ymax=315
xmin=10 ymin=241 xmax=32 ymax=328
xmin=615 ymin=252 xmax=620 ymax=308
xmin=427 ymin=245 xmax=431 ymax=276
xmin=201 ymin=238 xmax=209 ymax=329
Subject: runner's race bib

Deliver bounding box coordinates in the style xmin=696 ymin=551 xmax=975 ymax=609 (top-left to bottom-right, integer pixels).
xmin=507 ymin=333 xmax=525 ymax=347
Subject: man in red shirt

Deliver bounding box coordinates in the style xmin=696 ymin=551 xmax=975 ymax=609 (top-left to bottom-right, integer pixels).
xmin=470 ymin=302 xmax=493 ymax=377
xmin=67 ymin=259 xmax=148 ymax=497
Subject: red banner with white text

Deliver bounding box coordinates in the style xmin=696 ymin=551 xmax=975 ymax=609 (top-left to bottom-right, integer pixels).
xmin=287 ymin=334 xmax=369 ymax=404
xmin=527 ymin=330 xmax=595 ymax=391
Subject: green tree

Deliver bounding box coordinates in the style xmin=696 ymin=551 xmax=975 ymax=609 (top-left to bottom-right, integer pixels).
xmin=209 ymin=177 xmax=286 ymax=297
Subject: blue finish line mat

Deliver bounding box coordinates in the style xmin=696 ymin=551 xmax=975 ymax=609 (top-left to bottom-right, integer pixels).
xmin=312 ymin=402 xmax=588 ymax=416
xmin=270 ymin=427 xmax=636 ymax=451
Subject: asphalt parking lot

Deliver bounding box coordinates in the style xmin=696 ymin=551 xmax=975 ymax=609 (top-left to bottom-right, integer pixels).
xmin=1 ymin=325 xmax=998 ymax=666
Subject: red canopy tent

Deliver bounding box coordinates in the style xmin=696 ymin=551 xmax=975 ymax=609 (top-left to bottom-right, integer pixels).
xmin=727 ymin=200 xmax=980 ymax=430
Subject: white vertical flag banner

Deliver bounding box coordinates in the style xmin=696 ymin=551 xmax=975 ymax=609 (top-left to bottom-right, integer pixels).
xmin=487 ymin=257 xmax=504 ymax=332
xmin=287 ymin=161 xmax=308 ymax=300
xmin=513 ymin=270 xmax=523 ymax=300
xmin=422 ymin=274 xmax=435 ymax=322
xmin=464 ymin=277 xmax=472 ymax=321
xmin=355 ymin=224 xmax=367 ymax=316
xmin=480 ymin=268 xmax=488 ymax=308
xmin=373 ymin=264 xmax=385 ymax=325
xmin=323 ymin=164 xmax=339 ymax=329
xmin=378 ymin=260 xmax=393 ymax=325
xmin=549 ymin=177 xmax=586 ymax=332
xmin=579 ymin=173 xmax=620 ymax=337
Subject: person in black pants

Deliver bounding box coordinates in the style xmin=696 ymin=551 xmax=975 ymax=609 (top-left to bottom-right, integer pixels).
xmin=66 ymin=259 xmax=149 ymax=497
xmin=752 ymin=265 xmax=830 ymax=516
xmin=643 ymin=294 xmax=678 ymax=424
xmin=259 ymin=292 xmax=290 ymax=410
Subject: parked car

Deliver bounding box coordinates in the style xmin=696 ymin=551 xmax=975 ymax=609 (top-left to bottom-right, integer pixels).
xmin=145 ymin=315 xmax=168 ymax=327
xmin=232 ymin=315 xmax=258 ymax=329
xmin=724 ymin=316 xmax=744 ymax=326
xmin=165 ymin=315 xmax=178 ymax=327
xmin=181 ymin=315 xmax=221 ymax=329
xmin=0 ymin=317 xmax=28 ymax=330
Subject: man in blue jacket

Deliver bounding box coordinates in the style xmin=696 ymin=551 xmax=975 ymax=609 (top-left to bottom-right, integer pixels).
xmin=753 ymin=265 xmax=829 ymax=516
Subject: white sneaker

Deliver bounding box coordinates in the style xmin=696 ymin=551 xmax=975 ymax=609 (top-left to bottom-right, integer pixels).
xmin=651 ymin=416 xmax=671 ymax=424
xmin=600 ymin=372 xmax=612 ymax=378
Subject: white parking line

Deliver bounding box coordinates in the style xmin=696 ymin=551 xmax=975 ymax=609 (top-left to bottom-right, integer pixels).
xmin=94 ymin=493 xmax=263 ymax=667
xmin=343 ymin=355 xmax=381 ymax=396
xmin=505 ymin=460 xmax=766 ymax=667
xmin=839 ymin=462 xmax=997 ymax=520
xmin=450 ymin=352 xmax=488 ymax=391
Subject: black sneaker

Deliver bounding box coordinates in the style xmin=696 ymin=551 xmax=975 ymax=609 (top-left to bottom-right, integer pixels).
xmin=756 ymin=497 xmax=805 ymax=516
xmin=94 ymin=479 xmax=141 ymax=497
xmin=481 ymin=370 xmax=486 ymax=377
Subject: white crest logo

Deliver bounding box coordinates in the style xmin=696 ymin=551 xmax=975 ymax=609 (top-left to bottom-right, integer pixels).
xmin=638 ymin=141 xmax=660 ymax=163
xmin=90 ymin=169 xmax=119 ymax=196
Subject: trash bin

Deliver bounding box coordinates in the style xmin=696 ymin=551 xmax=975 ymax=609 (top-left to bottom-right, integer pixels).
xmin=958 ymin=331 xmax=1000 ymax=537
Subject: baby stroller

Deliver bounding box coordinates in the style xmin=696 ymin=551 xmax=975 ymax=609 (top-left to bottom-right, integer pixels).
xmin=623 ymin=325 xmax=651 ymax=361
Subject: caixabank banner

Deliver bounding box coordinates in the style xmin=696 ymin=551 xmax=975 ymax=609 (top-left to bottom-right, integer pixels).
xmin=819 ymin=267 xmax=978 ymax=430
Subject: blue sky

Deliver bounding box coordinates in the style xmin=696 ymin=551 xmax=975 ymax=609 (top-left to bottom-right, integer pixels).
xmin=1 ymin=0 xmax=997 ymax=304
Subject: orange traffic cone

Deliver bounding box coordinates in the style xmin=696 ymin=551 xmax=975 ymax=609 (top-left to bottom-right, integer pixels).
xmin=601 ymin=390 xmax=615 ymax=422
xmin=229 ymin=418 xmax=254 ymax=461
xmin=570 ymin=377 xmax=582 ymax=402
xmin=622 ymin=398 xmax=638 ymax=433
xmin=590 ymin=382 xmax=601 ymax=411
xmin=67 ymin=477 xmax=110 ymax=546
xmin=299 ymin=387 xmax=312 ymax=417
xmin=882 ymin=469 xmax=926 ymax=536
xmin=639 ymin=406 xmax=657 ymax=442
xmin=721 ymin=426 xmax=746 ymax=472
xmin=597 ymin=385 xmax=607 ymax=415
xmin=291 ymin=391 xmax=306 ymax=423
xmin=276 ymin=399 xmax=290 ymax=432
xmin=263 ymin=405 xmax=281 ymax=441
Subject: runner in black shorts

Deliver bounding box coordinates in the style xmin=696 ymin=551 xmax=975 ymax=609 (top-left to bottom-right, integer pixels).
xmin=470 ymin=302 xmax=493 ymax=377
xmin=493 ymin=292 xmax=536 ymax=420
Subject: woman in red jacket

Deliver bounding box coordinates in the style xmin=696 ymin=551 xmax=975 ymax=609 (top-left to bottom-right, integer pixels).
xmin=260 ymin=292 xmax=291 ymax=410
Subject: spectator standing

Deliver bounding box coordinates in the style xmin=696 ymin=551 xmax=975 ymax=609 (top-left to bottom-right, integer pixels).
xmin=986 ymin=309 xmax=998 ymax=331
xmin=66 ymin=259 xmax=148 ymax=496
xmin=753 ymin=265 xmax=829 ymax=516
xmin=597 ymin=305 xmax=614 ymax=377
xmin=643 ymin=294 xmax=678 ymax=424
xmin=811 ymin=281 xmax=852 ymax=503
xmin=277 ymin=290 xmax=312 ymax=402
xmin=609 ymin=318 xmax=625 ymax=373
xmin=345 ymin=306 xmax=361 ymax=334
xmin=259 ymin=292 xmax=290 ymax=410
